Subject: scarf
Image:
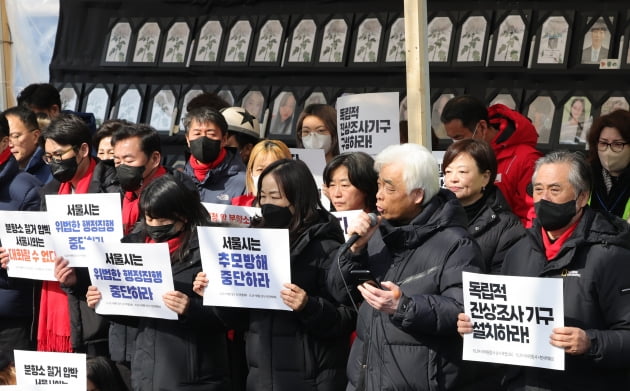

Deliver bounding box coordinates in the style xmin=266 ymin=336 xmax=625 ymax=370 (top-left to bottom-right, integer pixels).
xmin=121 ymin=166 xmax=167 ymax=234
xmin=189 ymin=148 xmax=227 ymax=182
xmin=0 ymin=146 xmax=12 ymax=165
xmin=145 ymin=234 xmax=183 ymax=256
xmin=38 ymin=158 xmax=97 ymax=352
xmin=541 ymin=219 xmax=579 ymax=261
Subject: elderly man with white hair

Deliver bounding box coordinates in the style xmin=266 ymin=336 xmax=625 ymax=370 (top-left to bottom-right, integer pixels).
xmin=329 ymin=143 xmax=483 ymax=391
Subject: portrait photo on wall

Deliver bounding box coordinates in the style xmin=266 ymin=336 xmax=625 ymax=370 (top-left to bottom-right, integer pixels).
xmin=559 ymin=95 xmax=592 ymax=145
xmin=267 ymin=91 xmax=297 ymax=136
xmin=532 ymin=12 xmax=574 ymax=68
xmin=110 ymin=84 xmax=146 ymax=124
xmin=525 ymin=94 xmax=556 ymax=144
xmin=427 ymin=12 xmax=456 ymax=65
xmin=453 ymin=11 xmax=492 ymax=66
xmin=239 ymin=89 xmax=269 ymax=123
xmin=383 ymin=15 xmax=405 ymax=63
xmin=488 ymin=10 xmax=532 ymax=67
xmin=600 ymin=95 xmax=630 ymax=115
xmin=579 ymin=16 xmax=615 ymax=65
xmin=82 ymin=84 xmax=113 ymax=128
xmin=147 ymin=86 xmax=180 ymax=133
xmin=55 ymin=83 xmax=82 ymax=112
xmin=487 ymin=89 xmax=522 ymax=111
xmin=349 ymin=14 xmax=385 ymax=65
xmin=430 ymin=92 xmax=456 ymax=139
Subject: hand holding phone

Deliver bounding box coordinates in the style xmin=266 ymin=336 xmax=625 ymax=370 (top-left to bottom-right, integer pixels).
xmin=350 ymin=269 xmax=381 ymax=289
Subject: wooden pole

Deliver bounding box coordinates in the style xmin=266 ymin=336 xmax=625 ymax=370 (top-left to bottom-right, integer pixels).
xmin=403 ymin=0 xmax=431 ymax=149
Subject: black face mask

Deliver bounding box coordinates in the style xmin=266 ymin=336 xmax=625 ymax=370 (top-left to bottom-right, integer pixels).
xmin=49 ymin=156 xmax=79 ymax=183
xmin=116 ymin=164 xmax=146 ymax=192
xmin=190 ymin=137 xmax=222 ymax=164
xmin=534 ymin=199 xmax=578 ymax=231
xmin=261 ymin=204 xmax=293 ymax=228
xmin=145 ymin=223 xmax=181 ymax=242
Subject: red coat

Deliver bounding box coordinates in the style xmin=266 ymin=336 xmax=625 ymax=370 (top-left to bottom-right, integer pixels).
xmin=488 ymin=104 xmax=542 ymax=227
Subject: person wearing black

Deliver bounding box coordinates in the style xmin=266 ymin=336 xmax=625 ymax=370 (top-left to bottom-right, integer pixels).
xmin=195 ymin=159 xmax=355 ymax=390
xmin=87 ymin=175 xmax=230 ymax=390
xmin=443 ymin=139 xmax=525 ymax=274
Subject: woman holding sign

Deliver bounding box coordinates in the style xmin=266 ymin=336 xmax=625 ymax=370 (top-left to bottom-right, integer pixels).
xmin=195 ymin=158 xmax=356 ymax=391
xmin=87 ymin=175 xmax=230 ymax=390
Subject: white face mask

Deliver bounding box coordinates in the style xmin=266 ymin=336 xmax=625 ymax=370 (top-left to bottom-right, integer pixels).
xmin=599 ymin=148 xmax=630 ymax=175
xmin=251 ymin=174 xmax=260 ymax=194
xmin=302 ymin=133 xmax=332 ymax=154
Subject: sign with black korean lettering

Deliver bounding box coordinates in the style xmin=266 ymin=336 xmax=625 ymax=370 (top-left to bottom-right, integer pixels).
xmin=331 ymin=210 xmax=362 ymax=241
xmin=14 ymin=350 xmax=86 ymax=388
xmin=0 ymin=211 xmax=56 ymax=281
xmin=45 ymin=193 xmax=123 ymax=267
xmin=337 ymin=92 xmax=400 ymax=155
xmin=202 ymin=203 xmax=260 ymax=227
xmin=198 ymin=226 xmax=291 ymax=311
xmin=462 ymin=272 xmax=565 ymax=370
xmin=290 ymin=147 xmax=330 ymax=211
xmin=87 ymin=242 xmax=177 ymax=320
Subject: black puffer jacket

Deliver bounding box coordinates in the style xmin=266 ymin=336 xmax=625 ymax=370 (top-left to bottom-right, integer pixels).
xmin=119 ymin=232 xmax=230 ymax=391
xmin=218 ymin=210 xmax=356 ymax=391
xmin=43 ymin=159 xmax=121 ymax=354
xmin=467 ymin=187 xmax=525 ymax=274
xmin=501 ymin=207 xmax=630 ymax=391
xmin=330 ymin=189 xmax=483 ymax=391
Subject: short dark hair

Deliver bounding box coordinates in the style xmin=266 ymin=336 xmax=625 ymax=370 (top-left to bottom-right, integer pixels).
xmin=139 ymin=175 xmax=211 ymax=263
xmin=296 ymin=104 xmax=340 ymax=156
xmin=442 ymin=139 xmax=498 ymax=185
xmin=186 ymin=92 xmax=230 ymax=112
xmin=42 ymin=114 xmax=91 ymax=150
xmin=253 ymin=158 xmax=333 ymax=240
xmin=323 ymin=152 xmax=378 ymax=212
xmin=3 ymin=106 xmax=39 ymax=131
xmin=184 ymin=107 xmax=228 ymax=136
xmin=0 ymin=114 xmax=9 ymax=138
xmin=17 ymin=83 xmax=61 ymax=109
xmin=111 ymin=123 xmax=161 ymax=156
xmin=440 ymin=95 xmax=489 ymax=132
xmin=586 ymin=109 xmax=630 ymax=163
xmin=227 ymin=130 xmax=258 ymax=149
xmin=93 ymin=119 xmax=132 ymax=150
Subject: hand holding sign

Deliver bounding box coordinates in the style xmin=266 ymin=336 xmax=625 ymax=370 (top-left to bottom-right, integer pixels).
xmin=86 ymin=285 xmax=101 ymax=309
xmin=54 ymin=257 xmax=77 ymax=287
xmin=0 ymin=247 xmax=7 ymax=269
xmin=457 ymin=313 xmax=474 ymax=337
xmin=163 ymin=291 xmax=190 ymax=315
xmin=193 ymin=271 xmax=209 ymax=296
xmin=550 ymin=327 xmax=591 ymax=355
xmin=280 ymin=283 xmax=308 ymax=311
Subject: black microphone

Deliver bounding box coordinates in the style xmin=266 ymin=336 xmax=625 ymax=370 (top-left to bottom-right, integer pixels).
xmin=344 ymin=212 xmax=379 ymax=248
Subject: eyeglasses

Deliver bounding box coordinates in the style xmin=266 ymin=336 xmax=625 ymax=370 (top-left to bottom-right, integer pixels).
xmin=300 ymin=128 xmax=330 ymax=137
xmin=597 ymin=141 xmax=628 ymax=153
xmin=43 ymin=146 xmax=75 ymax=164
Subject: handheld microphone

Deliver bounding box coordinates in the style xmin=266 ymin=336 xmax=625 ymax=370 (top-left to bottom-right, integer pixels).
xmin=344 ymin=212 xmax=379 ymax=248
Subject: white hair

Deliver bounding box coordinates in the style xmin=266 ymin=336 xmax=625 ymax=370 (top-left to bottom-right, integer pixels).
xmin=374 ymin=143 xmax=439 ymax=205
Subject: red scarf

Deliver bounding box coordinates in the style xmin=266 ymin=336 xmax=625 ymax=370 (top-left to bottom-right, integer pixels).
xmin=38 ymin=158 xmax=96 ymax=352
xmin=145 ymin=234 xmax=183 ymax=255
xmin=541 ymin=219 xmax=579 ymax=261
xmin=189 ymin=148 xmax=227 ymax=182
xmin=121 ymin=166 xmax=167 ymax=234
xmin=0 ymin=146 xmax=12 ymax=165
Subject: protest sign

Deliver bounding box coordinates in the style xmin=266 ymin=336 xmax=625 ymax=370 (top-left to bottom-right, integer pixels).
xmin=462 ymin=271 xmax=565 ymax=370
xmin=45 ymin=193 xmax=123 ymax=267
xmin=87 ymin=242 xmax=177 ymax=320
xmin=202 ymin=203 xmax=260 ymax=227
xmin=14 ymin=350 xmax=86 ymax=388
xmin=198 ymin=226 xmax=291 ymax=311
xmin=0 ymin=211 xmax=56 ymax=280
xmin=290 ymin=147 xmax=330 ymax=210
xmin=337 ymin=92 xmax=400 ymax=155
xmin=331 ymin=210 xmax=363 ymax=241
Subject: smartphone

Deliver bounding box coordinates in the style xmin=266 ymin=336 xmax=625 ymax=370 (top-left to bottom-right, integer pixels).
xmin=350 ymin=269 xmax=381 ymax=288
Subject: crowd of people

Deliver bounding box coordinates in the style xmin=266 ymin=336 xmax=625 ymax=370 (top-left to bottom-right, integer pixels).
xmin=0 ymin=84 xmax=629 ymax=390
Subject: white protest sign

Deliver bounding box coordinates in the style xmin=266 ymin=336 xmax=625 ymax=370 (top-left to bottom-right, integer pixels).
xmin=0 ymin=211 xmax=56 ymax=281
xmin=433 ymin=150 xmax=446 ymax=189
xmin=87 ymin=242 xmax=177 ymax=320
xmin=337 ymin=92 xmax=400 ymax=155
xmin=202 ymin=203 xmax=260 ymax=227
xmin=331 ymin=210 xmax=363 ymax=241
xmin=462 ymin=271 xmax=565 ymax=370
xmin=45 ymin=193 xmax=123 ymax=267
xmin=290 ymin=147 xmax=330 ymax=210
xmin=198 ymin=226 xmax=291 ymax=311
xmin=14 ymin=350 xmax=86 ymax=388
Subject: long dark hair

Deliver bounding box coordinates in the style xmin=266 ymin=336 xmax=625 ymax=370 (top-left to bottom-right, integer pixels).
xmin=253 ymin=158 xmax=331 ymax=240
xmin=87 ymin=356 xmax=129 ymax=391
xmin=139 ymin=175 xmax=211 ymax=263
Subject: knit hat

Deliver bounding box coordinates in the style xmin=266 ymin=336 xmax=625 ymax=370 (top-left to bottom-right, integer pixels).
xmin=220 ymin=107 xmax=261 ymax=140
